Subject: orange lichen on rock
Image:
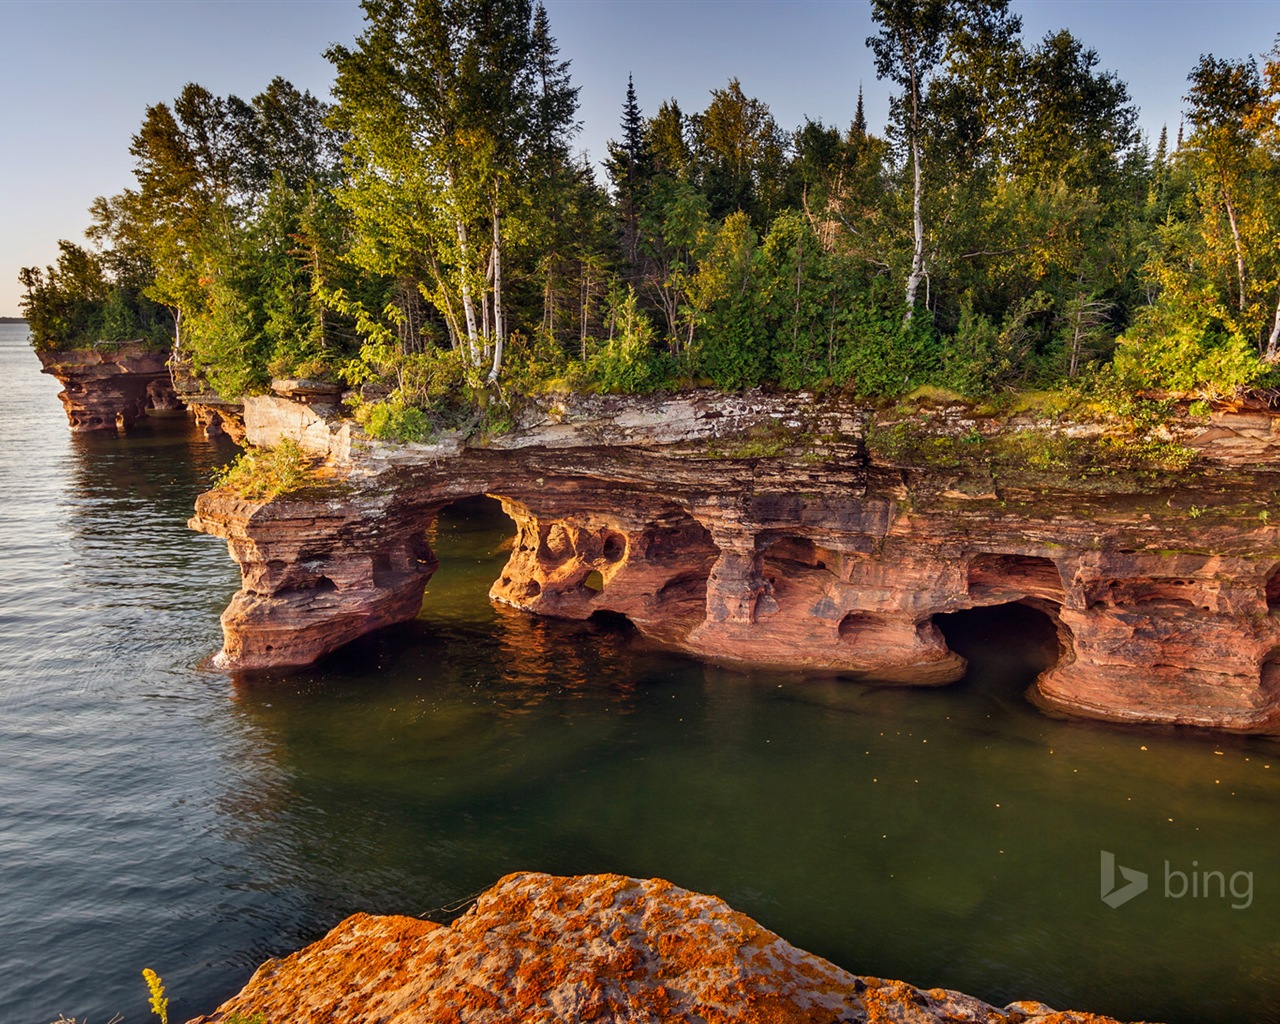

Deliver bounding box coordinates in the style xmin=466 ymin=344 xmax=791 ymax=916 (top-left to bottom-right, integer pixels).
xmin=189 ymin=873 xmax=1146 ymax=1024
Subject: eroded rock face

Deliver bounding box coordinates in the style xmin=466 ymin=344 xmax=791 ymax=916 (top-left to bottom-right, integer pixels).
xmin=189 ymin=872 xmax=1133 ymax=1024
xmin=191 ymin=491 xmax=438 ymax=670
xmin=169 ymin=355 xmax=246 ymax=442
xmin=37 ymin=344 xmax=181 ymax=431
xmin=190 ymin=391 xmax=1280 ymax=731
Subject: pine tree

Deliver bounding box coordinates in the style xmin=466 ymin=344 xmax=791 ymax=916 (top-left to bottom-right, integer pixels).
xmin=606 ymin=74 xmax=648 ymax=266
xmin=853 ymin=83 xmax=867 ymax=137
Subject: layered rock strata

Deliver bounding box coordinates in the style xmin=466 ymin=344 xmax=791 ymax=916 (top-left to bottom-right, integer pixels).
xmin=169 ymin=355 xmax=245 ymax=442
xmin=190 ymin=391 xmax=1280 ymax=732
xmin=188 ymin=872 xmax=1135 ymax=1024
xmin=37 ymin=343 xmax=181 ymax=431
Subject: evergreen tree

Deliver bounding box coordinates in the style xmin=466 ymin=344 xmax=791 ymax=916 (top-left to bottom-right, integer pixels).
xmin=605 ymin=75 xmax=650 ymax=268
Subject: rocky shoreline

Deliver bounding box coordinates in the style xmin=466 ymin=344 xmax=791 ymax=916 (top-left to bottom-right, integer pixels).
xmin=189 ymin=387 xmax=1280 ymax=733
xmin=186 ymin=871 xmax=1146 ymax=1024
xmin=36 ymin=343 xmax=182 ymax=431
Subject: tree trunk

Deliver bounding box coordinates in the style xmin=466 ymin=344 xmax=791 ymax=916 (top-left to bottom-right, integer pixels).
xmin=455 ymin=218 xmax=481 ymax=366
xmin=1265 ymin=286 xmax=1280 ymax=361
xmin=580 ymin=263 xmax=591 ymax=359
xmin=488 ymin=200 xmax=504 ymax=383
xmin=1221 ymin=181 xmax=1247 ymax=313
xmin=902 ymin=51 xmax=926 ymax=322
xmin=904 ymin=134 xmax=926 ymax=319
xmin=424 ymin=248 xmax=462 ymax=351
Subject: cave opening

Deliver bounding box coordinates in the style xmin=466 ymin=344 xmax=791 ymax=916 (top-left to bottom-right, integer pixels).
xmin=588 ymin=608 xmax=636 ymax=632
xmin=1265 ymin=563 xmax=1280 ymax=612
xmin=931 ymin=601 xmax=1067 ymax=694
xmin=422 ymin=494 xmax=517 ymax=620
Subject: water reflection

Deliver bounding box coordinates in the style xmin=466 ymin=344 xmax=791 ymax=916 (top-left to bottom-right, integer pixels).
xmin=218 ymin=501 xmax=1280 ymax=1024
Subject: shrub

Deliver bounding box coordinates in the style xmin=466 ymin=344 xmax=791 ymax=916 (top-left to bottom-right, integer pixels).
xmin=357 ymin=398 xmax=435 ymax=442
xmin=213 ymin=438 xmax=317 ymax=499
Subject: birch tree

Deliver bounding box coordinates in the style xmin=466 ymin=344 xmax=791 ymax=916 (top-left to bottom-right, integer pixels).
xmin=867 ymin=0 xmax=1017 ymax=320
xmin=329 ymin=0 xmax=578 ymax=384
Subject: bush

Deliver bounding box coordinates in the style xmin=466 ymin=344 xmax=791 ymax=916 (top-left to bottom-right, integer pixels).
xmin=213 ymin=438 xmax=316 ymax=499
xmin=1113 ymin=288 xmax=1277 ymax=398
xmin=357 ymin=398 xmax=435 ymax=442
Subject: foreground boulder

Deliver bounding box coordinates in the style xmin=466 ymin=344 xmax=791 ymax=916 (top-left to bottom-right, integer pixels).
xmin=190 ymin=872 xmax=1141 ymax=1024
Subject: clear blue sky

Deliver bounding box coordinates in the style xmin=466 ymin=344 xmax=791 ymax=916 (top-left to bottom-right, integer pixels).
xmin=1 ymin=0 xmax=1276 ymax=316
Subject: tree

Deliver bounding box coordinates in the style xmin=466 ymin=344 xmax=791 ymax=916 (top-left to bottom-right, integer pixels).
xmin=867 ymin=0 xmax=953 ymax=318
xmin=1185 ymin=55 xmax=1263 ymax=316
xmin=867 ymin=0 xmax=1018 ymax=318
xmin=691 ymin=78 xmax=786 ymax=221
xmin=329 ymin=0 xmax=579 ymax=384
xmin=605 ymin=75 xmax=649 ymax=267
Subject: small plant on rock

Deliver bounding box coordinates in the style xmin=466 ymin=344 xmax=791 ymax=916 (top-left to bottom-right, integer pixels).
xmin=213 ymin=438 xmax=317 ymax=500
xmin=142 ymin=969 xmax=168 ymax=1024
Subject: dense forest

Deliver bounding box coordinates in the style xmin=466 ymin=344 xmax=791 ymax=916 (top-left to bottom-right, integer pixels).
xmin=20 ymin=0 xmax=1280 ymax=438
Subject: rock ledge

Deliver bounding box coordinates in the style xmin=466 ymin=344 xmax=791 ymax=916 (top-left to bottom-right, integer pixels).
xmin=189 ymin=872 xmax=1146 ymax=1024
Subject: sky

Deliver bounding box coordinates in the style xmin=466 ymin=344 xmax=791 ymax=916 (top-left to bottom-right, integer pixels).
xmin=1 ymin=0 xmax=1277 ymax=317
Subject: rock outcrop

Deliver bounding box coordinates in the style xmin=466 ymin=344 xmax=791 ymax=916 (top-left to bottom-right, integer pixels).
xmin=37 ymin=343 xmax=181 ymax=431
xmin=190 ymin=390 xmax=1280 ymax=732
xmin=169 ymin=355 xmax=245 ymax=442
xmin=189 ymin=872 xmax=1137 ymax=1024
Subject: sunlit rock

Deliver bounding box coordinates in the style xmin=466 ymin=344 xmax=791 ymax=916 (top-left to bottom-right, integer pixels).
xmin=37 ymin=343 xmax=180 ymax=431
xmin=190 ymin=390 xmax=1280 ymax=731
xmin=187 ymin=872 xmax=1136 ymax=1024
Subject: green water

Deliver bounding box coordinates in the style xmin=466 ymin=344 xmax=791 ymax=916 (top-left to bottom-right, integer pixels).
xmin=225 ymin=497 xmax=1280 ymax=1023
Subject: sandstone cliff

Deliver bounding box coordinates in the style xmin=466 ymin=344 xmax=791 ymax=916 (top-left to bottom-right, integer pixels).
xmin=188 ymin=872 xmax=1141 ymax=1024
xmin=190 ymin=389 xmax=1280 ymax=732
xmin=37 ymin=343 xmax=182 ymax=431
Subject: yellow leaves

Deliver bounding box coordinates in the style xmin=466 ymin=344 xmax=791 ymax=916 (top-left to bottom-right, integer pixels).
xmin=142 ymin=969 xmax=169 ymax=1024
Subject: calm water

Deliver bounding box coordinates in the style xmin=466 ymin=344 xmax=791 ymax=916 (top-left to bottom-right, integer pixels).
xmin=1 ymin=323 xmax=1278 ymax=1023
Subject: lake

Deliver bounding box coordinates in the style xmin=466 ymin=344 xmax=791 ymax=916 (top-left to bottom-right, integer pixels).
xmin=1 ymin=322 xmax=1277 ymax=1023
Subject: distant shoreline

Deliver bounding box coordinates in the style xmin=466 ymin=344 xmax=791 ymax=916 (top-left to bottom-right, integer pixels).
xmin=0 ymin=317 xmax=28 ymax=324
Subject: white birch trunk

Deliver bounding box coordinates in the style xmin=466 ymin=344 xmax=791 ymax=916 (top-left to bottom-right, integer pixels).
xmin=904 ymin=137 xmax=926 ymax=319
xmin=904 ymin=58 xmax=925 ymax=321
xmin=1223 ymin=184 xmax=1247 ymax=314
xmin=455 ymin=217 xmax=481 ymax=367
xmin=1265 ymin=287 xmax=1280 ymax=361
xmin=488 ymin=199 xmax=504 ymax=383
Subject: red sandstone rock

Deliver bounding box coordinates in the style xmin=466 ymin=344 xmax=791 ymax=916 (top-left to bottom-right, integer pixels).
xmin=189 ymin=873 xmax=1141 ymax=1024
xmin=189 ymin=391 xmax=1280 ymax=731
xmin=168 ymin=354 xmax=247 ymax=442
xmin=37 ymin=343 xmax=181 ymax=431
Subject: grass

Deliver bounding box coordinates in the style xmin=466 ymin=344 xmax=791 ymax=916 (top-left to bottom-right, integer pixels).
xmin=865 ymin=418 xmax=1199 ymax=481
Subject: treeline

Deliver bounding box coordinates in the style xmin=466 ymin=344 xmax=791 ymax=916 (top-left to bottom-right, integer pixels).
xmin=20 ymin=0 xmax=1280 ymax=437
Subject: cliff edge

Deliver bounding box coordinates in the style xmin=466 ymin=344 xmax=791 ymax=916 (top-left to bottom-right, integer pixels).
xmin=190 ymin=389 xmax=1280 ymax=732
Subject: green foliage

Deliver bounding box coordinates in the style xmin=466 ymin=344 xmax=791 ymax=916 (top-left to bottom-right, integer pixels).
xmin=28 ymin=7 xmax=1280 ymax=427
xmin=1112 ymin=288 xmax=1279 ymax=397
xmin=357 ymin=398 xmax=435 ymax=442
xmin=585 ymin=286 xmax=672 ymax=393
xmin=940 ymin=292 xmax=1053 ymax=395
xmin=20 ymin=243 xmax=170 ymax=352
xmin=213 ymin=438 xmax=317 ymax=499
xmin=866 ymin=418 xmax=1198 ymax=480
